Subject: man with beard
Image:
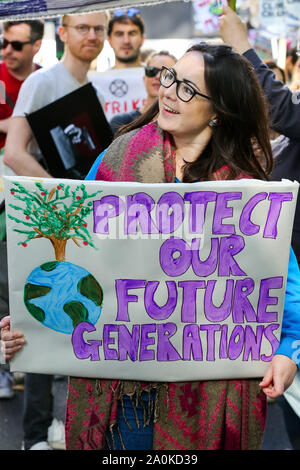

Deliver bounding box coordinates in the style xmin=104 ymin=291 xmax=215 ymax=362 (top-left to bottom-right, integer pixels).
xmin=107 ymin=9 xmax=145 ymax=69
xmin=4 ymin=11 xmax=108 ymax=178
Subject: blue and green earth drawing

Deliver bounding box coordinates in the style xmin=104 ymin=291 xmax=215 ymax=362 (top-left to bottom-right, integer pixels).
xmin=24 ymin=261 xmax=103 ymax=334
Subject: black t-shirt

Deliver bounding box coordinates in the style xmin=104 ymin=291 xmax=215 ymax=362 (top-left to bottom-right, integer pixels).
xmin=109 ymin=109 xmax=141 ymax=135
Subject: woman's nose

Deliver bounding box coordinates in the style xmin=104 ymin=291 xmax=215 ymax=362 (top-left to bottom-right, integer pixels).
xmin=162 ymin=82 xmax=177 ymax=100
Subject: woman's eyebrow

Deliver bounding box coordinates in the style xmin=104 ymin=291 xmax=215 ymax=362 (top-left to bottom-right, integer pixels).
xmin=172 ymin=67 xmax=201 ymax=91
xmin=183 ymin=78 xmax=200 ymax=90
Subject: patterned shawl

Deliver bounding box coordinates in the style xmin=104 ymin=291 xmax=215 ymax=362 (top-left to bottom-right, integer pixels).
xmin=65 ymin=122 xmax=267 ymax=451
xmin=95 ymin=121 xmax=176 ymax=183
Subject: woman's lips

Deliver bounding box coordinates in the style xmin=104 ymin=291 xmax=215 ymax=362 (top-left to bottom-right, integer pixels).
xmin=163 ymin=104 xmax=179 ymax=114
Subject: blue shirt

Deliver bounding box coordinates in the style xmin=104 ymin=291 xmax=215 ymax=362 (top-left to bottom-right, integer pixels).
xmin=87 ymin=150 xmax=300 ymax=368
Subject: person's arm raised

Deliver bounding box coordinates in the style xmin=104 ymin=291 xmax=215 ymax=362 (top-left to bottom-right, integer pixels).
xmin=219 ymin=4 xmax=252 ymax=54
xmin=220 ymin=4 xmax=300 ymax=139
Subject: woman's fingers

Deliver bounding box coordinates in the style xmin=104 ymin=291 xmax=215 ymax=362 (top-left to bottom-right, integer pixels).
xmin=0 ymin=315 xmax=11 ymax=329
xmin=0 ymin=327 xmax=26 ymax=360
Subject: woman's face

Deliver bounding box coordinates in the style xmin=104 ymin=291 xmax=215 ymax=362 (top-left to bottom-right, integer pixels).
xmin=157 ymin=51 xmax=215 ymax=142
xmin=143 ymin=54 xmax=176 ymax=99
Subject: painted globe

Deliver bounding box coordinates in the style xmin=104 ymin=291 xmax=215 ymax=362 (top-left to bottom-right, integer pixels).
xmin=24 ymin=261 xmax=103 ymax=334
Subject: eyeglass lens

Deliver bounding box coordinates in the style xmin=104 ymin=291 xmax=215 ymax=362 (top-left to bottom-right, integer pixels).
xmin=160 ymin=67 xmax=196 ymax=102
xmin=160 ymin=67 xmax=212 ymax=102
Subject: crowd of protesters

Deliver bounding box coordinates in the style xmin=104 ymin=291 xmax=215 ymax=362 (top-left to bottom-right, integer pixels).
xmin=0 ymin=4 xmax=300 ymax=451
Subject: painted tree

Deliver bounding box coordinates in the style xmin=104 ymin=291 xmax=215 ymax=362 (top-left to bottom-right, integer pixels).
xmin=8 ymin=181 xmax=102 ymax=261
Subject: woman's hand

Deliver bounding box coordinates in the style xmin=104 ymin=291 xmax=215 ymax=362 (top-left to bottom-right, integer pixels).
xmin=0 ymin=316 xmax=26 ymax=361
xmin=259 ymin=355 xmax=298 ymax=398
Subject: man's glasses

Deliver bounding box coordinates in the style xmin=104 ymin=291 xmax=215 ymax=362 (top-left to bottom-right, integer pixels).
xmin=145 ymin=66 xmax=161 ymax=78
xmin=113 ymin=8 xmax=140 ymax=18
xmin=62 ymin=24 xmax=106 ymax=37
xmin=159 ymin=66 xmax=211 ymax=103
xmin=0 ymin=38 xmax=34 ymax=51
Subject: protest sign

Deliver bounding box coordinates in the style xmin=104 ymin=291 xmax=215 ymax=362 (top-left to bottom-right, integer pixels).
xmin=192 ymin=0 xmax=221 ymax=36
xmin=192 ymin=0 xmax=236 ymax=36
xmin=285 ymin=0 xmax=300 ymax=20
xmin=258 ymin=0 xmax=300 ymax=37
xmin=259 ymin=0 xmax=287 ymax=36
xmin=4 ymin=176 xmax=298 ymax=381
xmin=89 ymin=68 xmax=147 ymax=123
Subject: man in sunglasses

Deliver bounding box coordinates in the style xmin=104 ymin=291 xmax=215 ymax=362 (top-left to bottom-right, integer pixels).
xmin=0 ymin=20 xmax=43 ymax=151
xmin=108 ymin=9 xmax=145 ymax=69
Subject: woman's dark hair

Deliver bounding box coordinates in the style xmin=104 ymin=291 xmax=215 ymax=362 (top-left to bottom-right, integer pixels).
xmin=116 ymin=42 xmax=273 ymax=182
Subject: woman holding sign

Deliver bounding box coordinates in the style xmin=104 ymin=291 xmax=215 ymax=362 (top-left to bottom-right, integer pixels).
xmin=1 ymin=43 xmax=300 ymax=450
xmin=69 ymin=42 xmax=300 ymax=450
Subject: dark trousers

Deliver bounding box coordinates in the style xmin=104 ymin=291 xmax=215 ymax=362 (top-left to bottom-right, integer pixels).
xmin=0 ymin=235 xmax=54 ymax=449
xmin=23 ymin=373 xmax=54 ymax=449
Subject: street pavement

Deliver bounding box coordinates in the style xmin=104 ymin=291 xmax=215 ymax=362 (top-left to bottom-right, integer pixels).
xmin=0 ymin=374 xmax=299 ymax=451
xmin=0 ymin=375 xmax=67 ymax=451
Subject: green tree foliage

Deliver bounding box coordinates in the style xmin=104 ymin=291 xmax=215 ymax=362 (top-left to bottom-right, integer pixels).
xmin=8 ymin=181 xmax=102 ymax=259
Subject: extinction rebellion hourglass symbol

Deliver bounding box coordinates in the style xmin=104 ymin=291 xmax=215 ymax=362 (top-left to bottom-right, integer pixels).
xmin=109 ymin=79 xmax=129 ymax=98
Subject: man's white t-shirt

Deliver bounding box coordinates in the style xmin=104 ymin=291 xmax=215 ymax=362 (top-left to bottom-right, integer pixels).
xmin=13 ymin=61 xmax=104 ymax=162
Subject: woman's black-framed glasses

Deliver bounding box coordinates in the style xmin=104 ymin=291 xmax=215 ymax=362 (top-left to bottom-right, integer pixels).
xmin=145 ymin=66 xmax=161 ymax=77
xmin=0 ymin=37 xmax=34 ymax=51
xmin=159 ymin=66 xmax=211 ymax=103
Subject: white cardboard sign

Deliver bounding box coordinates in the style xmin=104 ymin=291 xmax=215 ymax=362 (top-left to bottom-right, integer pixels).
xmin=89 ymin=68 xmax=147 ymax=123
xmin=4 ymin=176 xmax=298 ymax=381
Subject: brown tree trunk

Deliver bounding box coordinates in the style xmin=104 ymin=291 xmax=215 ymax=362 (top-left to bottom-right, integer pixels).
xmin=50 ymin=238 xmax=67 ymax=261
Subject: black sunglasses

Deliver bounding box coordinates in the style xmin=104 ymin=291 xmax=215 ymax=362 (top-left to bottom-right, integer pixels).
xmin=144 ymin=66 xmax=161 ymax=78
xmin=0 ymin=38 xmax=34 ymax=51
